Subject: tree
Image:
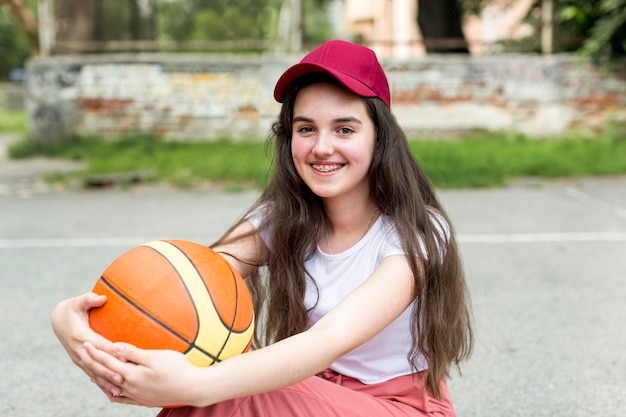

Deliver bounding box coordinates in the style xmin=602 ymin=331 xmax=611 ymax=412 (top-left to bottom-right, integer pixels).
xmin=560 ymin=0 xmax=626 ymax=59
xmin=158 ymin=0 xmax=277 ymax=42
xmin=462 ymin=0 xmax=625 ymax=59
xmin=0 ymin=1 xmax=32 ymax=79
xmin=0 ymin=0 xmax=38 ymax=50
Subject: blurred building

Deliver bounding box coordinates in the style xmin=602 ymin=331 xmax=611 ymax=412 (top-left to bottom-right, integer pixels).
xmin=342 ymin=0 xmax=535 ymax=58
xmin=463 ymin=0 xmax=535 ymax=55
xmin=344 ymin=0 xmax=425 ymax=58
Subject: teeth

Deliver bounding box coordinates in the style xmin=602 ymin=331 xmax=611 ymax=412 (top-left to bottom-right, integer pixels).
xmin=312 ymin=164 xmax=341 ymax=173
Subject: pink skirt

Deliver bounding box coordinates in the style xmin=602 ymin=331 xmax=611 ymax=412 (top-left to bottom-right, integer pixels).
xmin=158 ymin=369 xmax=456 ymax=417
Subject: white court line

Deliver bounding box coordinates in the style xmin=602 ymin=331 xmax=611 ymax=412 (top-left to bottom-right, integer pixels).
xmin=1 ymin=233 xmax=626 ymax=249
xmin=0 ymin=237 xmax=174 ymax=249
xmin=459 ymin=232 xmax=626 ymax=243
xmin=565 ymin=187 xmax=626 ymax=219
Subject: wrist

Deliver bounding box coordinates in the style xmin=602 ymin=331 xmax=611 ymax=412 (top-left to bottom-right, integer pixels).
xmin=186 ymin=364 xmax=219 ymax=408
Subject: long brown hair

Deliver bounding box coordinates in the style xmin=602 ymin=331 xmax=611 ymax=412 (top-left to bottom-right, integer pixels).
xmin=215 ymin=75 xmax=473 ymax=398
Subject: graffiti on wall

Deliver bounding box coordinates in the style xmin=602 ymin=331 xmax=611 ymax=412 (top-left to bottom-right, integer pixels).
xmin=26 ymin=62 xmax=81 ymax=141
xmin=24 ymin=55 xmax=626 ymax=140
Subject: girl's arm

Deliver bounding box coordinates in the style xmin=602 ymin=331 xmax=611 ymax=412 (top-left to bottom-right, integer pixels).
xmin=50 ymin=220 xmax=264 ymax=387
xmin=211 ymin=219 xmax=267 ymax=279
xmin=82 ymin=254 xmax=417 ymax=408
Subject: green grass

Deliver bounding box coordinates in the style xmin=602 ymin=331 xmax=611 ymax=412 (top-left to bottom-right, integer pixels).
xmin=7 ymin=127 xmax=626 ymax=190
xmin=411 ymin=130 xmax=626 ymax=188
xmin=0 ymin=110 xmax=26 ymax=133
xmin=8 ymin=134 xmax=272 ymax=189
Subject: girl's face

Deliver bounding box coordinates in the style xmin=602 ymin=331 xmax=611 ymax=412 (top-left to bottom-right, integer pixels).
xmin=291 ymin=82 xmax=376 ymax=202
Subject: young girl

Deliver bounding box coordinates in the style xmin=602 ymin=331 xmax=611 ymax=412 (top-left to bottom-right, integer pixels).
xmin=51 ymin=40 xmax=473 ymax=416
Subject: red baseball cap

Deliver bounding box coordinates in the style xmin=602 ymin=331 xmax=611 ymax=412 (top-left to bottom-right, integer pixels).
xmin=273 ymin=40 xmax=391 ymax=107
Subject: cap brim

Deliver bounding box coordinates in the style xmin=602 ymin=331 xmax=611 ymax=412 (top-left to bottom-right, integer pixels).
xmin=273 ymin=62 xmax=378 ymax=103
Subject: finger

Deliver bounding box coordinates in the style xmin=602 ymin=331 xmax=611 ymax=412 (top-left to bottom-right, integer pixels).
xmin=75 ymin=353 xmax=97 ymax=379
xmin=80 ymin=292 xmax=107 ymax=309
xmin=83 ymin=342 xmax=125 ymax=385
xmin=112 ymin=342 xmax=144 ymax=365
xmin=89 ymin=334 xmax=117 ymax=357
xmin=108 ymin=394 xmax=138 ymax=405
xmin=75 ymin=339 xmax=118 ymax=380
xmin=91 ymin=375 xmax=123 ymax=398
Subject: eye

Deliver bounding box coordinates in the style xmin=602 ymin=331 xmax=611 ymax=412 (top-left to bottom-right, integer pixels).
xmin=337 ymin=127 xmax=354 ymax=135
xmin=295 ymin=126 xmax=315 ymax=134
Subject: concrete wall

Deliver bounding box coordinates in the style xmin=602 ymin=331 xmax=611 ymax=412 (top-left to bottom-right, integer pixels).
xmin=24 ymin=53 xmax=626 ymax=141
xmin=0 ymin=83 xmax=25 ymax=111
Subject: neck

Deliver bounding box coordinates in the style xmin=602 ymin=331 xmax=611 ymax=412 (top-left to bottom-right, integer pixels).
xmin=323 ymin=195 xmax=377 ymax=230
xmin=322 ymin=199 xmax=379 ymax=254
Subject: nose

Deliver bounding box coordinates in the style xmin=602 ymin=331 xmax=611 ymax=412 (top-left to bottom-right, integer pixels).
xmin=312 ymin=131 xmax=334 ymax=156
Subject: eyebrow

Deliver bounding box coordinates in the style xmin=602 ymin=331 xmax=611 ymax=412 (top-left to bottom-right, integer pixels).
xmin=292 ymin=116 xmax=363 ymax=124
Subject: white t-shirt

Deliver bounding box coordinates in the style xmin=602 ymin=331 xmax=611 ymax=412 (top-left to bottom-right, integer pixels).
xmin=247 ymin=210 xmax=442 ymax=384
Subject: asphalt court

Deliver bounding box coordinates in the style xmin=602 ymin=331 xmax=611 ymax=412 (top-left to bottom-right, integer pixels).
xmin=1 ymin=173 xmax=625 ymax=416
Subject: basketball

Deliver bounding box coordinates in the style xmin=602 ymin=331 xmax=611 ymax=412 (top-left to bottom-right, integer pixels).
xmin=88 ymin=240 xmax=255 ymax=367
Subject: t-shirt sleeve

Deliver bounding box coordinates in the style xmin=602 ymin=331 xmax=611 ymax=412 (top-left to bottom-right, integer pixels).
xmin=381 ymin=219 xmax=406 ymax=258
xmin=246 ymin=205 xmax=273 ymax=250
xmin=380 ymin=211 xmax=451 ymax=260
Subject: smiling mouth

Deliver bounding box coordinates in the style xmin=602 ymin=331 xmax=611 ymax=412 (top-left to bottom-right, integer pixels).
xmin=312 ymin=164 xmax=342 ymax=173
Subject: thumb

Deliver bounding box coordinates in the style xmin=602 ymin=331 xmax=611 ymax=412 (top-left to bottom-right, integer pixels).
xmin=81 ymin=292 xmax=107 ymax=309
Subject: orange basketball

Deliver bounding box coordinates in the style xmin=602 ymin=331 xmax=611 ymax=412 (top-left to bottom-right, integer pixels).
xmin=88 ymin=240 xmax=255 ymax=367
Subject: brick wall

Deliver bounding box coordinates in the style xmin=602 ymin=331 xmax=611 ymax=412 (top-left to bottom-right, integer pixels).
xmin=24 ymin=53 xmax=626 ymax=141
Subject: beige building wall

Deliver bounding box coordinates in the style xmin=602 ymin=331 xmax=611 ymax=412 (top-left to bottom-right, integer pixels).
xmin=344 ymin=0 xmax=425 ymax=58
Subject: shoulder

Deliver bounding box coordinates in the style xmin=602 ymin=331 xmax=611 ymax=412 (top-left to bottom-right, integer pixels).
xmin=246 ymin=203 xmax=271 ymax=228
xmin=426 ymin=208 xmax=451 ymax=244
xmin=378 ymin=208 xmax=452 ymax=260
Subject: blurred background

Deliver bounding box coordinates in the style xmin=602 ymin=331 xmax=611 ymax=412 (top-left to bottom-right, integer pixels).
xmin=0 ymin=0 xmax=625 ymax=212
xmin=3 ymin=0 xmax=625 ymax=59
xmin=0 ymin=0 xmax=624 ymax=144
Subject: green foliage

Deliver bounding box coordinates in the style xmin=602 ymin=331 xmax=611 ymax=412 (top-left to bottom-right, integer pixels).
xmin=460 ymin=0 xmax=625 ymax=59
xmin=156 ymin=0 xmax=278 ymax=43
xmin=559 ymin=0 xmax=626 ymax=58
xmin=0 ymin=9 xmax=31 ymax=79
xmin=8 ymin=129 xmax=626 ymax=190
xmin=303 ymin=0 xmax=335 ymax=45
xmin=580 ymin=0 xmax=626 ymax=59
xmin=192 ymin=7 xmax=269 ymax=41
xmin=155 ymin=0 xmax=334 ymax=48
xmin=157 ymin=0 xmax=195 ymax=41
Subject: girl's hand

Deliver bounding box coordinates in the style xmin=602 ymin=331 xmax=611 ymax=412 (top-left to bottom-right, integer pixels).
xmin=50 ymin=292 xmax=117 ymax=381
xmin=83 ymin=342 xmax=204 ymax=408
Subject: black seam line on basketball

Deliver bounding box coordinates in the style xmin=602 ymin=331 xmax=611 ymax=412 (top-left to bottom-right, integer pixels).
xmin=160 ymin=241 xmax=235 ymax=327
xmin=139 ymin=242 xmax=230 ymax=364
xmin=142 ymin=242 xmax=201 ymax=341
xmin=208 ymin=264 xmax=252 ymax=358
xmin=228 ymin=263 xmax=252 ymax=356
xmin=185 ymin=342 xmax=220 ymax=363
xmin=98 ymin=275 xmax=191 ymax=346
xmin=100 ymin=275 xmax=219 ymax=363
xmin=226 ymin=263 xmax=253 ymax=333
xmin=211 ymin=265 xmax=238 ymax=361
xmin=164 ymin=241 xmax=239 ymax=361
